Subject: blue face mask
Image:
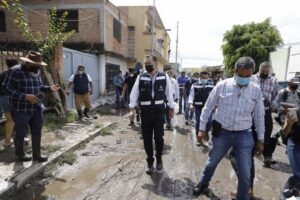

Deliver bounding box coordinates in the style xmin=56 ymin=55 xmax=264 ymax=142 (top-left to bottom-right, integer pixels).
xmin=200 ymin=79 xmax=208 ymax=84
xmin=235 ymin=75 xmax=250 ymax=86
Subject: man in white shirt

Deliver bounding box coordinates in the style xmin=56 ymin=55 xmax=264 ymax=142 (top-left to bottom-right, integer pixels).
xmin=129 ymin=55 xmax=175 ymax=175
xmin=193 ymin=57 xmax=265 ymax=200
xmin=67 ymin=65 xmax=93 ymax=120
xmin=165 ymin=70 xmax=179 ymax=130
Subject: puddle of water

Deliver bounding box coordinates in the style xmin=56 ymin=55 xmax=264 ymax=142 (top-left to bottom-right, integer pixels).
xmin=12 ymin=155 xmax=124 ymax=200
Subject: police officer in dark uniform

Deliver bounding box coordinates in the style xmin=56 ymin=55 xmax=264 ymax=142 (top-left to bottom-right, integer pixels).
xmin=129 ymin=55 xmax=175 ymax=175
xmin=189 ymin=71 xmax=214 ymax=144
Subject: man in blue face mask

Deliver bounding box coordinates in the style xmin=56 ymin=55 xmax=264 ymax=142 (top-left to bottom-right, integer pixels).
xmin=193 ymin=56 xmax=265 ymax=200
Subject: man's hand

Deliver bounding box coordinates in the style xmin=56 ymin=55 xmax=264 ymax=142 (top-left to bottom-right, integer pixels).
xmin=89 ymin=90 xmax=93 ymax=95
xmin=129 ymin=108 xmax=135 ymax=120
xmin=169 ymin=109 xmax=174 ymax=118
xmin=256 ymin=141 xmax=264 ymax=155
xmin=25 ymin=94 xmax=39 ymax=104
xmin=174 ymin=99 xmax=178 ymax=103
xmin=50 ymin=84 xmax=60 ymax=92
xmin=66 ymin=90 xmax=70 ymax=95
xmin=286 ymin=113 xmax=297 ymax=126
xmin=198 ymin=131 xmax=206 ymax=143
xmin=190 ymin=105 xmax=194 ymax=112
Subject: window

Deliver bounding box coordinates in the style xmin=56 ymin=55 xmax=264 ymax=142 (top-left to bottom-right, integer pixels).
xmin=56 ymin=10 xmax=78 ymax=32
xmin=0 ymin=10 xmax=6 ymax=32
xmin=106 ymin=64 xmax=120 ymax=94
xmin=113 ymin=18 xmax=121 ymax=42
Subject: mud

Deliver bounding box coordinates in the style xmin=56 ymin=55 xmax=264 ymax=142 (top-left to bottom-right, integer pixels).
xmin=11 ymin=106 xmax=292 ymax=200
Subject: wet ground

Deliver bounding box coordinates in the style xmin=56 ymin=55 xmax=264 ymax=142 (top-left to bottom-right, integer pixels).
xmin=10 ymin=106 xmax=293 ymax=200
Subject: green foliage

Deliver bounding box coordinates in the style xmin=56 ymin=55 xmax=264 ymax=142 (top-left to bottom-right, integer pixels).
xmin=222 ymin=18 xmax=283 ymax=76
xmin=43 ymin=111 xmax=76 ymax=132
xmin=1 ymin=0 xmax=74 ymax=63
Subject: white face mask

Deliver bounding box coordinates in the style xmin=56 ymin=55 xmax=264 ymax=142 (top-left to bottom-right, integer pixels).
xmin=78 ymin=71 xmax=84 ymax=75
xmin=129 ymin=73 xmax=134 ymax=77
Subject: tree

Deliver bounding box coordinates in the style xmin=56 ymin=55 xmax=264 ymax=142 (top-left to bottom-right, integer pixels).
xmin=222 ymin=18 xmax=283 ymax=76
xmin=1 ymin=0 xmax=75 ymax=116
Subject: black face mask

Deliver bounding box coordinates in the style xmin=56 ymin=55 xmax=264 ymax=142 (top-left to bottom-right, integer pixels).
xmin=23 ymin=65 xmax=39 ymax=74
xmin=145 ymin=64 xmax=154 ymax=73
xmin=259 ymin=73 xmax=269 ymax=79
xmin=290 ymin=84 xmax=299 ymax=91
xmin=29 ymin=66 xmax=39 ymax=74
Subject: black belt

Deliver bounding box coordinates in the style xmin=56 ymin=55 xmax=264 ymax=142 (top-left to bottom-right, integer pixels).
xmin=221 ymin=128 xmax=251 ymax=133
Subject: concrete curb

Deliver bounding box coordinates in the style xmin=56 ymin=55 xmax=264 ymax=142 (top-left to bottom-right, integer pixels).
xmin=0 ymin=122 xmax=113 ymax=199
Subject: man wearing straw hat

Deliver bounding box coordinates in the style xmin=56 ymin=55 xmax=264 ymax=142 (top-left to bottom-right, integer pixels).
xmin=3 ymin=51 xmax=60 ymax=162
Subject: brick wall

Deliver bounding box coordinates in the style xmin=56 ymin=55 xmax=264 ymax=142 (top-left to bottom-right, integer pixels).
xmin=105 ymin=1 xmax=128 ymax=57
xmin=22 ymin=0 xmax=104 ymax=4
xmin=0 ymin=8 xmax=101 ymax=45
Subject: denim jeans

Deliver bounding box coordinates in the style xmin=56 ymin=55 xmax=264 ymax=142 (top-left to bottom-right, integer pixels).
xmin=200 ymin=129 xmax=254 ymax=200
xmin=287 ymin=138 xmax=300 ymax=182
xmin=185 ymin=96 xmax=194 ymax=121
xmin=195 ymin=107 xmax=212 ymax=137
xmin=12 ymin=108 xmax=44 ymax=141
xmin=178 ymin=94 xmax=185 ymax=113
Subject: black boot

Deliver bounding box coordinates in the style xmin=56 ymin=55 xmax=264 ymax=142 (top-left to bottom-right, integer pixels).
xmin=77 ymin=109 xmax=83 ymax=121
xmin=156 ymin=156 xmax=163 ymax=171
xmin=146 ymin=157 xmax=155 ymax=175
xmin=32 ymin=134 xmax=48 ymax=162
xmin=14 ymin=138 xmax=31 ymax=162
xmin=83 ymin=108 xmax=90 ymax=118
xmin=193 ymin=182 xmax=209 ymax=196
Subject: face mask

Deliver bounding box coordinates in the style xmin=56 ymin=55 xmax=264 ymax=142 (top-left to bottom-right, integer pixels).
xmin=129 ymin=73 xmax=134 ymax=77
xmin=29 ymin=66 xmax=39 ymax=74
xmin=290 ymin=84 xmax=299 ymax=91
xmin=200 ymin=79 xmax=208 ymax=84
xmin=145 ymin=64 xmax=154 ymax=73
xmin=235 ymin=75 xmax=251 ymax=86
xmin=78 ymin=71 xmax=84 ymax=75
xmin=259 ymin=73 xmax=269 ymax=79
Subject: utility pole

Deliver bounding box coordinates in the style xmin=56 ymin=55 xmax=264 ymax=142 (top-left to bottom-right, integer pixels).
xmin=175 ymin=21 xmax=179 ymax=65
xmin=151 ymin=0 xmax=156 ymax=55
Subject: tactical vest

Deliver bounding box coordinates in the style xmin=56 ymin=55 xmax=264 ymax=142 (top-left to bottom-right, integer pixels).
xmin=193 ymin=79 xmax=214 ymax=108
xmin=139 ymin=72 xmax=167 ymax=112
xmin=73 ymin=73 xmax=89 ymax=94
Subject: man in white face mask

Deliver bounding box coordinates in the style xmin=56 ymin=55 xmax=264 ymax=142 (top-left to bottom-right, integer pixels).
xmin=67 ymin=65 xmax=93 ymax=121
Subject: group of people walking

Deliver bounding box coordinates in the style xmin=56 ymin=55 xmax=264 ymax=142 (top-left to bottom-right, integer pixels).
xmin=124 ymin=55 xmax=300 ymax=199
xmin=1 ymin=51 xmax=300 ymax=199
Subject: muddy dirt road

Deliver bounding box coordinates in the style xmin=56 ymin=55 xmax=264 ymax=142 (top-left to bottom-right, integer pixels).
xmin=12 ymin=107 xmax=291 ymax=200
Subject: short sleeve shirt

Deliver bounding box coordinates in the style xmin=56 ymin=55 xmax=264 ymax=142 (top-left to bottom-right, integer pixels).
xmin=69 ymin=73 xmax=92 ymax=82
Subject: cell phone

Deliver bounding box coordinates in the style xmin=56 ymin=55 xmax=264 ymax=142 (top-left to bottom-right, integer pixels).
xmin=288 ymin=108 xmax=299 ymax=121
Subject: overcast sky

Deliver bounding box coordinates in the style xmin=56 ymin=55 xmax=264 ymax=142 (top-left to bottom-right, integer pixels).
xmin=111 ymin=0 xmax=300 ymax=68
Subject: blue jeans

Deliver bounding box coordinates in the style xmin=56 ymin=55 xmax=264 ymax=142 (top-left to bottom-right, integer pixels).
xmin=287 ymin=138 xmax=300 ymax=182
xmin=195 ymin=107 xmax=212 ymax=137
xmin=200 ymin=129 xmax=254 ymax=200
xmin=185 ymin=96 xmax=194 ymax=121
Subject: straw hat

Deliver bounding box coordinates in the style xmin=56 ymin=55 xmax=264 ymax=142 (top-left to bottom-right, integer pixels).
xmin=20 ymin=51 xmax=47 ymax=66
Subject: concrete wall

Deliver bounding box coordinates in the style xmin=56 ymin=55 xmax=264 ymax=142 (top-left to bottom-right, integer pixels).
xmin=120 ymin=6 xmax=170 ymax=71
